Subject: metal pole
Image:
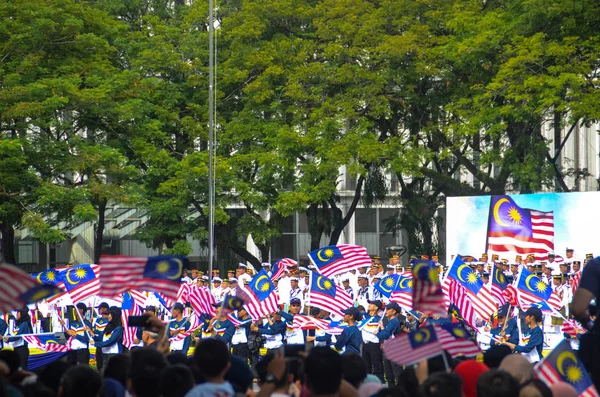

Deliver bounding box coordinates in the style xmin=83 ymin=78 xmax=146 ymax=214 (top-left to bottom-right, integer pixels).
xmin=207 ymin=0 xmax=215 ymax=284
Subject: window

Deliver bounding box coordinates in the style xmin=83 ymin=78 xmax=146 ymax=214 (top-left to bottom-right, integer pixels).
xmin=355 ymin=209 xmax=377 ymax=233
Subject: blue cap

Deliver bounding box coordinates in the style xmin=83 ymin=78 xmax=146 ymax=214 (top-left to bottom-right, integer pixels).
xmin=290 ymin=298 xmax=301 ymax=305
xmin=343 ymin=307 xmax=362 ymax=320
xmin=386 ymin=302 xmax=401 ymax=313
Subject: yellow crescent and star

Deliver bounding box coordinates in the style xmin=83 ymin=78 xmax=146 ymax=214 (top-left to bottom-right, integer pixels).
xmin=456 ymin=264 xmax=478 ymax=284
xmin=156 ymin=258 xmax=183 ymax=280
xmin=317 ymin=276 xmax=334 ymax=292
xmin=556 ymin=351 xmax=583 ymax=383
xmin=317 ymin=248 xmax=335 ymax=263
xmin=398 ymin=277 xmax=411 ymax=289
xmin=65 ymin=267 xmax=87 ymax=285
xmin=255 ymin=274 xmax=271 ymax=292
xmin=493 ymin=197 xmax=524 ymax=227
xmin=379 ymin=276 xmax=395 ymax=293
xmin=412 ymin=261 xmax=428 ymax=278
xmin=495 ymin=268 xmax=506 ymax=284
xmin=525 ymin=274 xmax=548 ymax=293
xmin=413 ymin=328 xmax=431 ymax=343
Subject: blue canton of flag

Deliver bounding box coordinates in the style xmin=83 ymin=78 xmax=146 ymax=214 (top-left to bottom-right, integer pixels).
xmin=445 ymin=258 xmax=484 ymax=295
xmin=248 ymin=269 xmax=275 ymax=302
xmin=62 ymin=265 xmax=96 ymax=291
xmin=526 ymin=301 xmax=554 ymax=313
xmin=309 ymin=272 xmax=354 ymax=316
xmin=490 ymin=264 xmax=508 ymax=304
xmin=409 ymin=324 xmax=438 ymax=349
xmin=143 ymin=256 xmax=186 ymax=281
xmin=32 ymin=269 xmax=62 ymax=286
xmin=309 ymin=245 xmax=343 ymax=268
xmin=243 ymin=269 xmax=280 ymax=320
xmin=517 ymin=268 xmax=551 ymax=301
xmin=374 ymin=274 xmax=400 ymax=298
xmin=535 ymin=340 xmax=600 ymax=397
xmin=19 ymin=284 xmax=63 ymax=304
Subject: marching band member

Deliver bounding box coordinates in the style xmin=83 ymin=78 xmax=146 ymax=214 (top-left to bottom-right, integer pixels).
xmin=341 ymin=276 xmax=354 ymax=300
xmin=280 ymin=298 xmax=305 ymax=345
xmin=261 ymin=262 xmax=272 ymax=278
xmin=289 ymin=277 xmax=304 ymax=308
xmin=208 ymin=303 xmax=235 ymax=346
xmin=211 ymin=277 xmax=224 ymax=301
xmin=252 ymin=312 xmax=286 ymax=355
xmin=230 ymin=307 xmax=252 ymax=362
xmin=236 ymin=263 xmax=252 ymax=286
xmin=334 ymin=307 xmax=362 ymax=354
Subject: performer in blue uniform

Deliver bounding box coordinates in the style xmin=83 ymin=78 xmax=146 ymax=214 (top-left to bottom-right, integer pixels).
xmin=334 ymin=307 xmax=363 ymax=354
xmin=169 ymin=303 xmax=191 ymax=355
xmin=92 ymin=308 xmax=124 ymax=371
xmin=4 ymin=308 xmax=33 ymax=370
xmin=66 ymin=302 xmax=93 ymax=365
xmin=490 ymin=304 xmax=519 ymax=346
xmin=209 ymin=303 xmax=235 ymax=345
xmin=502 ymin=307 xmax=544 ymax=363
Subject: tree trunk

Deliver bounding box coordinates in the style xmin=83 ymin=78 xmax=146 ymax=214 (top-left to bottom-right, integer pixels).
xmin=93 ymin=199 xmax=107 ymax=264
xmin=0 ymin=223 xmax=16 ymax=264
xmin=306 ymin=203 xmax=325 ymax=251
xmin=329 ymin=175 xmax=365 ymax=245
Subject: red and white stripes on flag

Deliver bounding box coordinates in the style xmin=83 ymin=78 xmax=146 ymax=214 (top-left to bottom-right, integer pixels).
xmin=241 ymin=288 xmax=280 ymax=321
xmin=488 ymin=210 xmax=554 ymax=261
xmin=309 ymin=283 xmax=354 ymax=317
xmin=503 ymin=284 xmax=519 ymax=307
xmin=272 ymin=258 xmax=297 ymax=281
xmin=129 ymin=290 xmax=148 ymax=308
xmin=311 ymin=245 xmax=372 ymax=278
xmin=0 ymin=264 xmax=59 ymax=313
xmin=68 ymin=265 xmax=101 ymax=303
xmin=122 ymin=304 xmax=142 ymax=349
xmin=188 ymin=286 xmax=216 ymax=317
xmin=292 ymin=314 xmax=345 ymax=335
xmin=442 ymin=279 xmax=496 ymax=322
xmin=447 ymin=279 xmax=477 ymax=329
xmin=383 ymin=327 xmax=443 ymax=366
xmin=170 ymin=314 xmax=202 ymax=342
xmin=435 ymin=325 xmax=481 ymax=358
xmin=561 ymin=319 xmax=586 ymax=338
xmin=23 ymin=335 xmax=73 ymax=353
xmin=390 ymin=289 xmax=413 ymax=311
xmin=98 ymin=255 xmax=181 ymax=302
xmin=571 ymin=271 xmax=582 ymax=294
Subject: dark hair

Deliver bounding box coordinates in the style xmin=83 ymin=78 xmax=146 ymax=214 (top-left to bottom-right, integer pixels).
xmin=60 ymin=365 xmax=102 ymax=397
xmin=484 ymin=345 xmax=513 ymax=369
xmin=104 ymin=308 xmax=122 ymax=335
xmin=38 ymin=360 xmax=72 ymax=393
xmin=104 ymin=354 xmax=130 ymax=386
xmin=375 ymin=388 xmax=409 ymax=397
xmin=304 ymin=347 xmax=343 ymax=394
xmin=256 ymin=354 xmax=288 ymax=389
xmin=129 ymin=349 xmax=167 ymax=397
xmin=166 ymin=352 xmax=189 ymax=366
xmin=193 ymin=339 xmax=230 ymax=378
xmin=476 ymin=369 xmax=519 ymax=397
xmin=420 ymin=372 xmax=463 ymax=397
xmin=519 ymin=379 xmax=553 ymax=397
xmin=397 ymin=366 xmax=419 ymax=397
xmin=16 ymin=308 xmax=33 ymax=333
xmin=159 ymin=364 xmax=195 ymax=397
xmin=0 ymin=350 xmax=21 ymax=373
xmin=341 ymin=352 xmax=367 ymax=388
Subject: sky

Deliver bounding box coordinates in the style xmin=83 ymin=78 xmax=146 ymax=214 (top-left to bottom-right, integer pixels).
xmin=446 ymin=191 xmax=600 ymax=264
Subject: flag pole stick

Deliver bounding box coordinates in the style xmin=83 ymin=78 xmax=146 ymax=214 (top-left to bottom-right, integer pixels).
xmin=441 ymin=352 xmax=451 ymax=373
xmin=72 ymin=305 xmax=95 ymax=340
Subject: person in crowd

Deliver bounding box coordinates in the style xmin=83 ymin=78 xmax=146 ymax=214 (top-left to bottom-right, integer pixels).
xmin=361 ymin=300 xmax=384 ymax=382
xmin=185 ymin=339 xmax=234 ymax=397
xmin=92 ymin=308 xmax=124 ymax=371
xmin=502 ymin=307 xmax=544 ymax=363
xmin=498 ymin=354 xmax=534 ymax=385
xmin=255 ymin=353 xmax=291 ymax=397
xmin=66 ymin=302 xmax=93 ymax=366
xmin=279 ymin=298 xmax=305 ymax=345
xmin=420 ymin=372 xmax=463 ymax=397
xmin=58 ymin=365 xmax=102 ymax=397
xmin=453 ymin=360 xmax=489 ymax=397
xmin=377 ymin=302 xmax=402 ymax=387
xmin=519 ymin=379 xmax=553 ymax=397
xmin=334 ymin=307 xmax=362 ymax=354
xmin=169 ymin=303 xmax=191 ymax=356
xmin=304 ymin=347 xmax=343 ymax=397
xmin=252 ymin=312 xmax=286 ymax=354
xmin=476 ymin=369 xmax=520 ymax=397
xmin=208 ymin=304 xmax=235 ymax=346
xmin=160 ymin=364 xmax=196 ymax=397
xmin=93 ymin=302 xmax=110 ymax=372
xmin=4 ymin=308 xmax=33 ymax=371
xmin=230 ymin=307 xmax=252 ymax=362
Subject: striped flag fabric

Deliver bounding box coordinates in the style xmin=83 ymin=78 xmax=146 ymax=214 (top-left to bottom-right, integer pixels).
xmin=490 ymin=264 xmax=508 ymax=305
xmin=0 ymin=264 xmax=62 ymax=313
xmin=308 ymin=244 xmax=372 ymax=278
xmin=308 ymin=271 xmax=354 ymax=316
xmin=292 ymin=314 xmax=346 ymax=335
xmin=60 ymin=264 xmax=101 ymax=303
xmin=447 ymin=279 xmax=477 ymax=329
xmin=486 ymin=195 xmax=554 ymax=261
xmin=436 ymin=323 xmax=481 ymax=358
xmin=390 ymin=276 xmax=413 ymax=310
xmin=515 ymin=268 xmax=562 ymax=310
xmin=121 ymin=291 xmax=142 ymax=349
xmin=412 ymin=260 xmax=446 ymax=316
xmin=561 ymin=319 xmax=586 ymax=339
xmin=226 ymin=314 xmax=253 ymax=328
xmin=241 ymin=269 xmax=280 ymax=320
xmin=571 ymin=271 xmax=582 ymax=294
xmin=503 ymin=284 xmax=519 ymax=307
xmin=129 ymin=290 xmax=148 ymax=308
xmin=170 ymin=314 xmax=202 ymax=342
xmin=383 ymin=324 xmax=443 ymax=366
xmin=23 ymin=334 xmax=73 ymax=353
xmin=535 ymin=340 xmax=599 ymax=397
xmin=271 ymin=258 xmax=297 ymax=281
xmin=188 ymin=286 xmax=216 ymax=317
xmin=443 ymin=257 xmax=497 ymax=321
xmin=98 ymin=255 xmax=188 ymax=303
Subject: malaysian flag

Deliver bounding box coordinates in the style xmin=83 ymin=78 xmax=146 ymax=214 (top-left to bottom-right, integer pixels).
xmin=171 ymin=314 xmax=202 ymax=342
xmin=535 ymin=340 xmax=599 ymax=397
xmin=390 ymin=276 xmax=413 ymax=310
xmin=308 ymin=271 xmax=354 ymax=316
xmin=271 ymin=258 xmax=297 ymax=281
xmin=383 ymin=324 xmax=443 ymax=366
xmin=189 ymin=285 xmax=216 ymax=317
xmin=129 ymin=290 xmax=148 ymax=308
xmin=23 ymin=334 xmax=73 ymax=353
xmin=121 ymin=291 xmax=142 ymax=349
xmin=561 ymin=319 xmax=586 ymax=339
xmin=436 ymin=323 xmax=481 ymax=358
xmin=503 ymin=284 xmax=519 ymax=307
xmin=177 ymin=283 xmax=191 ymax=303
xmin=571 ymin=271 xmax=582 ymax=295
xmin=0 ymin=264 xmax=62 ymax=313
xmin=98 ymin=255 xmax=188 ymax=302
xmin=412 ymin=260 xmax=445 ymax=316
xmin=515 ymin=268 xmax=562 ymax=310
xmin=486 ymin=195 xmax=554 ymax=261
xmin=374 ymin=274 xmax=400 ymax=298
xmin=447 ymin=279 xmax=477 ymax=329
xmin=292 ymin=314 xmax=346 ymax=335
xmin=443 ymin=257 xmax=497 ymax=321
xmin=60 ymin=264 xmax=101 ymax=303
xmin=240 ymin=269 xmax=279 ymax=320
xmin=308 ymin=244 xmax=371 ymax=278
xmin=490 ymin=264 xmax=508 ymax=305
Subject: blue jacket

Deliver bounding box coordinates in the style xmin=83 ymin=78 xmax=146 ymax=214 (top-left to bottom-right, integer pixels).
xmin=169 ymin=318 xmax=192 ymax=354
xmin=514 ymin=326 xmax=543 ymax=360
xmin=95 ymin=326 xmax=124 ymax=351
xmin=0 ymin=318 xmax=7 ymax=348
xmin=213 ymin=319 xmax=235 ymax=344
xmin=68 ymin=320 xmax=93 ymax=346
xmin=7 ymin=322 xmax=30 ymax=344
xmin=335 ymin=325 xmax=362 ymax=354
xmin=257 ymin=320 xmax=286 ymax=337
xmin=491 ymin=318 xmax=519 ymax=346
xmin=377 ymin=317 xmax=400 ymax=341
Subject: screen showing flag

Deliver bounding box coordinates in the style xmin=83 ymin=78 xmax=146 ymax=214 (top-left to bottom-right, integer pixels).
xmin=486 ymin=195 xmax=554 ymax=261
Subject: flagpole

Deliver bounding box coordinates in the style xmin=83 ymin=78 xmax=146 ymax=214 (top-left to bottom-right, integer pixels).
xmin=207 ymin=0 xmax=216 ymax=285
xmin=72 ymin=305 xmax=95 ymax=340
xmin=441 ymin=352 xmax=451 ymax=373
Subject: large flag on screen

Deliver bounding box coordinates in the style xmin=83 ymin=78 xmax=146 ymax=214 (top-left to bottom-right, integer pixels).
xmin=486 ymin=195 xmax=554 ymax=261
xmin=308 ymin=244 xmax=371 ymax=278
xmin=443 ymin=257 xmax=496 ymax=321
xmin=535 ymin=340 xmax=599 ymax=397
xmin=98 ymin=255 xmax=187 ymax=302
